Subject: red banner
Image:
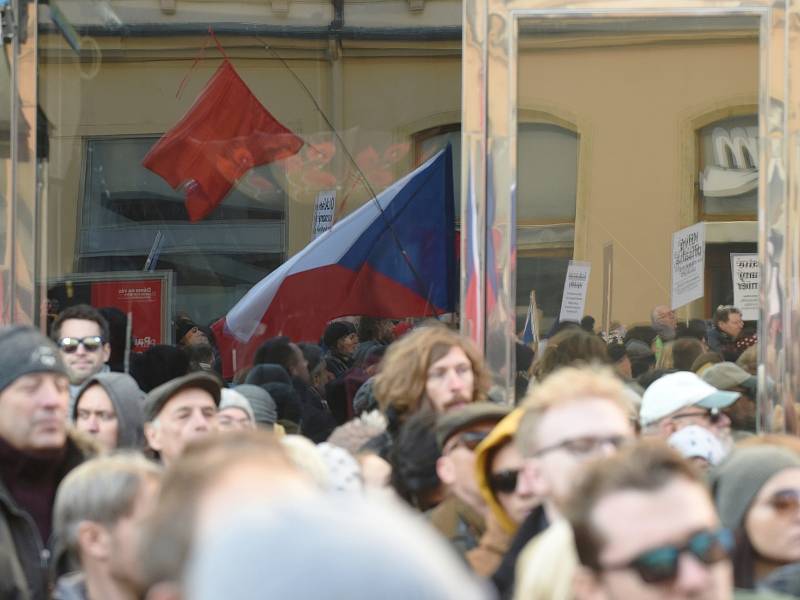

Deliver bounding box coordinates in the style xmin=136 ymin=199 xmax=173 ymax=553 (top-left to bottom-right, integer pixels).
xmin=91 ymin=279 xmax=164 ymax=352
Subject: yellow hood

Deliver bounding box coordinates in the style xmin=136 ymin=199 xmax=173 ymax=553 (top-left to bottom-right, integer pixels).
xmin=474 ymin=408 xmax=525 ymax=535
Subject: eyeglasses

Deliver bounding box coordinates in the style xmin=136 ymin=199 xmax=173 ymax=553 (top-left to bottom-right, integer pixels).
xmin=58 ymin=336 xmax=104 ymax=353
xmin=767 ymin=489 xmax=800 ymax=514
xmin=444 ymin=430 xmax=489 ymax=453
xmin=534 ymin=435 xmax=628 ymax=458
xmin=671 ymin=408 xmax=723 ymax=425
xmin=600 ymin=529 xmax=734 ymax=584
xmin=489 ymin=469 xmax=519 ymax=494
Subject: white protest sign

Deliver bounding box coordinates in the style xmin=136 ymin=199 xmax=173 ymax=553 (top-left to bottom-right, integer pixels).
xmin=559 ymin=261 xmax=591 ymax=323
xmin=730 ymin=253 xmax=759 ymax=321
xmin=312 ymin=190 xmax=336 ymax=238
xmin=671 ymin=223 xmax=705 ymax=310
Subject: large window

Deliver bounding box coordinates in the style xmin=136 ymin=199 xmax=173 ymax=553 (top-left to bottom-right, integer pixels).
xmin=415 ymin=121 xmax=578 ymax=334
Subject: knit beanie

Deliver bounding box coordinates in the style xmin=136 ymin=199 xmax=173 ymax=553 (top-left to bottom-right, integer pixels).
xmin=0 ymin=326 xmax=66 ymax=392
xmin=234 ymin=384 xmax=278 ymax=426
xmin=711 ymin=445 xmax=800 ymax=530
xmin=220 ymin=388 xmax=256 ymax=423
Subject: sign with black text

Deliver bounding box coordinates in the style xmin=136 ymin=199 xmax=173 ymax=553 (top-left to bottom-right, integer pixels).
xmin=730 ymin=253 xmax=759 ymax=321
xmin=312 ymin=190 xmax=336 ymax=238
xmin=671 ymin=223 xmax=705 ymax=310
xmin=559 ymin=261 xmax=591 ymax=323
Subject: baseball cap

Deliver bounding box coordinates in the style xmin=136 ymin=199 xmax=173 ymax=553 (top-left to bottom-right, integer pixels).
xmin=701 ymin=362 xmax=757 ymax=395
xmin=435 ymin=403 xmax=510 ymax=450
xmin=639 ymin=371 xmax=739 ymax=427
xmin=144 ymin=371 xmax=221 ymax=422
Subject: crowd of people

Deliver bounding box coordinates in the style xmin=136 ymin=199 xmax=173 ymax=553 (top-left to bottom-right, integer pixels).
xmin=1 ymin=300 xmax=798 ymax=600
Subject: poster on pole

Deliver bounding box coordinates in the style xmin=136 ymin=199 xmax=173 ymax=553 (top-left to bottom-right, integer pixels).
xmin=559 ymin=261 xmax=591 ymax=323
xmin=730 ymin=253 xmax=759 ymax=321
xmin=312 ymin=190 xmax=336 ymax=238
xmin=671 ymin=222 xmax=705 ymax=310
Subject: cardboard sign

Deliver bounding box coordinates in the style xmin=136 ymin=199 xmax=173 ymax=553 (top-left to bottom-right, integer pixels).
xmin=559 ymin=261 xmax=591 ymax=323
xmin=671 ymin=223 xmax=705 ymax=310
xmin=731 ymin=253 xmax=759 ymax=321
xmin=312 ymin=190 xmax=336 ymax=238
xmin=91 ymin=279 xmax=164 ymax=352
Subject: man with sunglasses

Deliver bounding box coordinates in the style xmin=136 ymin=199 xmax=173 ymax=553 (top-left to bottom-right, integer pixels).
xmin=567 ymin=440 xmax=738 ymax=600
xmin=640 ymin=372 xmax=738 ymax=446
xmin=51 ymin=304 xmax=112 ymax=408
xmin=429 ymin=403 xmax=510 ymax=559
xmin=492 ymin=366 xmax=636 ymax=598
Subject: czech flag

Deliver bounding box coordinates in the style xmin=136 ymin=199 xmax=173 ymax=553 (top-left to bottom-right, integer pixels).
xmin=212 ymin=146 xmax=456 ymax=378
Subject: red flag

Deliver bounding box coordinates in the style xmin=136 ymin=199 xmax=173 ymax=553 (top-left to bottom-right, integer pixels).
xmin=143 ymin=60 xmax=303 ymax=222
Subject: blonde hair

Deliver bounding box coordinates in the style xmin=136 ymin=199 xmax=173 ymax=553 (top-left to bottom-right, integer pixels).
xmin=516 ymin=365 xmax=634 ymax=458
xmin=373 ymin=325 xmax=491 ymax=422
xmin=513 ymin=519 xmax=577 ymax=600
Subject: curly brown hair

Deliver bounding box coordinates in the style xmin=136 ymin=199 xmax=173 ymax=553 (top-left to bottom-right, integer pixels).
xmin=373 ymin=324 xmax=491 ymax=423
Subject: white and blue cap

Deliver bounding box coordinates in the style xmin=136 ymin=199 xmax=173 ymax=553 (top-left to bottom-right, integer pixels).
xmin=639 ymin=371 xmax=739 ymax=427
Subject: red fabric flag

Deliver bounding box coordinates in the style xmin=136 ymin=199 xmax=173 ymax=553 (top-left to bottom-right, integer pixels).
xmin=143 ymin=60 xmax=303 ymax=222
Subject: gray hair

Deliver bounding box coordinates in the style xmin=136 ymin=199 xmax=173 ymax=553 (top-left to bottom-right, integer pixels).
xmin=53 ymin=452 xmax=162 ymax=561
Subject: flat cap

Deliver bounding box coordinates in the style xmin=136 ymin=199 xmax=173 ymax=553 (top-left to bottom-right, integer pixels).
xmin=144 ymin=371 xmax=221 ymax=422
xmin=435 ymin=402 xmax=510 ymax=450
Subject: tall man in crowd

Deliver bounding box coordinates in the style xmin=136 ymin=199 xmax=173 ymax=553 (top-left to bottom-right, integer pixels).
xmin=374 ymin=325 xmax=492 ymax=429
xmin=51 ymin=305 xmax=112 ymax=407
xmin=707 ymin=305 xmax=745 ymax=361
xmin=0 ymin=326 xmax=92 ymax=600
xmin=143 ymin=372 xmax=220 ymax=467
xmin=651 ymin=304 xmax=677 ymax=360
xmin=493 ymin=366 xmax=636 ymax=597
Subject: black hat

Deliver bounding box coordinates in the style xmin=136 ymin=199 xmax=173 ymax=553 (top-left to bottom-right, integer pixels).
xmin=144 ymin=372 xmax=221 ymax=422
xmin=175 ymin=318 xmax=198 ymax=344
xmin=0 ymin=326 xmax=66 ymax=393
xmin=323 ymin=321 xmax=357 ymax=350
xmin=435 ymin=403 xmax=510 ymax=450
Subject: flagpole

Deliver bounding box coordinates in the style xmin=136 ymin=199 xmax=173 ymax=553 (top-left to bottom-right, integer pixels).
xmin=255 ymin=40 xmax=445 ymax=316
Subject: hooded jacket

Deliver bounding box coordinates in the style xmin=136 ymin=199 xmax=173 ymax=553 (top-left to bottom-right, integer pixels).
xmin=467 ymin=409 xmax=526 ymax=576
xmin=474 ymin=409 xmax=525 ymax=535
xmin=73 ymin=373 xmax=146 ymax=449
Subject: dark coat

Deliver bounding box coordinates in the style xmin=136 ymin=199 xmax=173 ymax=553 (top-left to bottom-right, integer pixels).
xmin=490 ymin=504 xmax=549 ymax=599
xmin=0 ymin=435 xmax=90 ymax=600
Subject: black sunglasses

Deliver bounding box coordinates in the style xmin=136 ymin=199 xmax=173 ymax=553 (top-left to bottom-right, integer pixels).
xmin=600 ymin=529 xmax=734 ymax=584
xmin=58 ymin=336 xmax=104 ymax=353
xmin=489 ymin=469 xmax=519 ymax=494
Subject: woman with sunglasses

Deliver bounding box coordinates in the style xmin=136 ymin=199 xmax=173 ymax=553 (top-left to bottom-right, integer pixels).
xmin=467 ymin=409 xmax=539 ymax=577
xmin=711 ymin=443 xmax=800 ymax=592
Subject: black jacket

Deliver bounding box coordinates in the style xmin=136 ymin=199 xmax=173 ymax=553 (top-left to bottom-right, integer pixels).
xmin=491 ymin=504 xmax=549 ymax=599
xmin=0 ymin=436 xmax=90 ymax=600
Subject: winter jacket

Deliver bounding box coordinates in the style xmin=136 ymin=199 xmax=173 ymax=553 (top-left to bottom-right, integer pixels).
xmin=428 ymin=495 xmax=485 ymax=559
xmin=0 ymin=434 xmax=90 ymax=600
xmin=467 ymin=409 xmax=528 ymax=576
